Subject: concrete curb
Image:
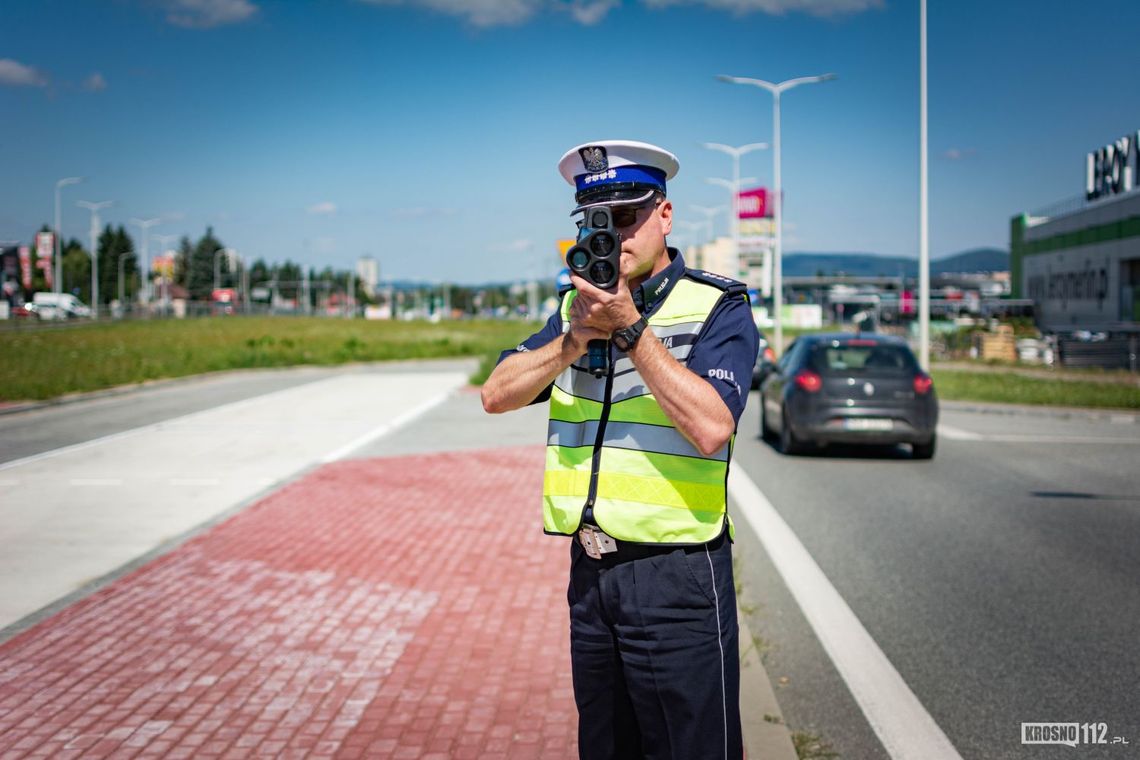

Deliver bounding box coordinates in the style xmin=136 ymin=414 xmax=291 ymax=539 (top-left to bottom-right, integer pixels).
xmin=940 ymin=398 xmax=1140 ymax=423
xmin=738 ymin=610 xmax=800 ymax=760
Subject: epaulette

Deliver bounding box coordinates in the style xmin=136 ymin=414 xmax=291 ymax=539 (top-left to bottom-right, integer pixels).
xmin=683 ymin=268 xmax=748 ymax=296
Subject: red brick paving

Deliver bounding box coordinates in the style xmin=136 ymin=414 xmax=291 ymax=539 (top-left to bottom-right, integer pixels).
xmin=0 ymin=445 xmax=577 ymax=758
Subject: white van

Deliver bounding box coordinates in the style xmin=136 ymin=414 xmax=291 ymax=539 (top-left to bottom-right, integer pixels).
xmin=32 ymin=292 xmax=93 ymax=320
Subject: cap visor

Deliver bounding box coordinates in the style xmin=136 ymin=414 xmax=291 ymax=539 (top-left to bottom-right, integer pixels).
xmin=570 ymin=188 xmax=656 ymax=215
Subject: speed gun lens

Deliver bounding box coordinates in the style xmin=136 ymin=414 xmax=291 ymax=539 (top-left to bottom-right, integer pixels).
xmin=590 ymin=233 xmax=615 ymax=256
xmin=569 ymin=249 xmax=589 ymax=269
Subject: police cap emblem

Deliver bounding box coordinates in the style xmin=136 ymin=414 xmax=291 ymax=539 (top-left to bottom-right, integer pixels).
xmin=580 ymin=146 xmax=608 ymax=173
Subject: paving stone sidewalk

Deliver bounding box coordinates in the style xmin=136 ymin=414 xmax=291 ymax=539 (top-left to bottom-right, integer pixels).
xmin=0 ymin=445 xmax=576 ymax=759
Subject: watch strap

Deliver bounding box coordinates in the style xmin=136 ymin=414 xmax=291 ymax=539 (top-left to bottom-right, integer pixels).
xmin=614 ymin=315 xmax=648 ymax=351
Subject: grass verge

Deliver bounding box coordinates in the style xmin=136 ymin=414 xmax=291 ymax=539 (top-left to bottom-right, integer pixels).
xmin=930 ymin=369 xmax=1140 ymax=410
xmin=0 ymin=317 xmax=536 ymax=402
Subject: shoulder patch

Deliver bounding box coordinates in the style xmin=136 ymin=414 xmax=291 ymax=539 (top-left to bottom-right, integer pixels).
xmin=683 ymin=269 xmax=747 ymax=296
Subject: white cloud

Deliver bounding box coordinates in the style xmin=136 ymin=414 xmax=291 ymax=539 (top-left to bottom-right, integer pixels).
xmin=567 ymin=0 xmax=619 ymax=24
xmin=84 ymin=72 xmax=108 ymax=92
xmin=490 ymin=238 xmax=534 ymax=253
xmin=942 ymin=147 xmax=976 ymax=161
xmin=0 ymin=59 xmax=48 ymax=88
xmin=642 ymin=0 xmax=884 ymax=18
xmin=358 ymin=0 xmax=543 ymax=27
xmin=307 ymin=201 xmax=337 ymax=215
xmin=391 ymin=206 xmax=458 ymax=218
xmin=356 ymin=0 xmax=879 ymax=27
xmin=164 ymin=0 xmax=259 ymax=28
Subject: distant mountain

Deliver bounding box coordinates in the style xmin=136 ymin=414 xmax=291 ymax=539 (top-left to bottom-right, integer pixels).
xmin=782 ymin=247 xmax=1008 ymax=278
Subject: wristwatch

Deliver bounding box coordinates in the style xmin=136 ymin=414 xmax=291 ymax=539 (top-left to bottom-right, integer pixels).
xmin=612 ymin=315 xmax=648 ymax=352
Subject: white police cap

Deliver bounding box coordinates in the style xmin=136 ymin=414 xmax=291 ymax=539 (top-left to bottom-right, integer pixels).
xmin=558 ymin=140 xmax=680 ymax=213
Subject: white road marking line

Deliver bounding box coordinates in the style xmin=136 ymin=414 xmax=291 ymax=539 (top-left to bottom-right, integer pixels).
xmin=729 ymin=467 xmax=963 ymax=760
xmin=169 ymin=478 xmax=221 ymax=486
xmin=937 ymin=424 xmax=983 ymax=440
xmin=984 ymin=434 xmax=1140 ymax=444
xmin=320 ymin=389 xmax=455 ymax=462
xmin=938 ymin=424 xmax=1138 ymax=445
xmin=0 ymin=376 xmax=343 ymax=473
xmin=68 ymin=478 xmax=123 ymax=486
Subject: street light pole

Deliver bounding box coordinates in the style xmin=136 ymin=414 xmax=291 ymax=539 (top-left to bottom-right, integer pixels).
xmin=703 ymin=142 xmax=767 ymax=285
xmin=152 ymin=234 xmax=177 ymax=314
xmin=919 ymin=0 xmax=930 ymax=371
xmin=214 ymin=248 xmax=229 ymax=293
xmin=706 ymin=175 xmax=759 ymax=279
xmin=718 ymin=73 xmax=836 ymax=355
xmin=77 ymin=199 xmax=111 ymax=317
xmin=691 ymin=205 xmax=722 ymax=245
xmin=54 ymin=177 xmax=83 ymax=295
xmin=129 ymin=217 xmax=161 ymax=307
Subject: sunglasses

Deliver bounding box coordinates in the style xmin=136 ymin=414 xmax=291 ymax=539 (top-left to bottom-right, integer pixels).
xmin=611 ymin=197 xmax=662 ymax=228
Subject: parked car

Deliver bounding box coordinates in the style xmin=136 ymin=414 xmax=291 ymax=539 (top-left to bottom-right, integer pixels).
xmin=759 ymin=333 xmax=938 ymax=458
xmin=32 ymin=292 xmax=92 ymax=320
xmin=11 ymin=302 xmax=39 ymax=319
xmin=751 ymin=330 xmax=777 ymax=390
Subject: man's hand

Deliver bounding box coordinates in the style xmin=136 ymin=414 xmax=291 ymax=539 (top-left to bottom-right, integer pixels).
xmin=569 ymin=272 xmax=642 ymax=336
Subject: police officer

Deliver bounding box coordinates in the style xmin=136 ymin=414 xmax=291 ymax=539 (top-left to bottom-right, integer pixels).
xmin=482 ymin=140 xmax=759 ymax=760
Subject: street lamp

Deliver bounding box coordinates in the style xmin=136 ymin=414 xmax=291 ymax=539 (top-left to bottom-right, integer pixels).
xmin=54 ymin=177 xmax=83 ymax=295
xmin=152 ymin=234 xmax=177 ymax=313
xmin=703 ymin=142 xmax=767 ymax=286
xmin=718 ymin=72 xmax=836 ymax=355
xmin=706 ymin=174 xmax=759 ymax=281
xmin=691 ymin=205 xmax=722 ymax=243
xmin=214 ymin=248 xmax=233 ymax=293
xmin=77 ymin=199 xmax=112 ymax=317
xmin=129 ymin=217 xmax=162 ymax=306
xmin=919 ymin=0 xmax=930 ymax=370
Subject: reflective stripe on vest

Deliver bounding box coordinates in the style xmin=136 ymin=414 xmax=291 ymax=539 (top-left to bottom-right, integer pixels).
xmin=542 ymin=277 xmax=735 ymax=544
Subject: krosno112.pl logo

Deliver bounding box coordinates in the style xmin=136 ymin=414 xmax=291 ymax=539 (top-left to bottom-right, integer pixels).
xmin=1021 ymin=723 xmax=1130 ymax=747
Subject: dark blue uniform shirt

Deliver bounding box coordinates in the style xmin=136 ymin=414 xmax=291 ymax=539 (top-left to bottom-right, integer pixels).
xmin=497 ymin=249 xmax=759 ymax=425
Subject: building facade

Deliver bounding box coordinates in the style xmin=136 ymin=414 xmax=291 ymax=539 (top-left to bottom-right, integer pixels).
xmin=1011 ymin=129 xmax=1140 ymax=334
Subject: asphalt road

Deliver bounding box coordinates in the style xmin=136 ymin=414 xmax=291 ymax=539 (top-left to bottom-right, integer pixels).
xmin=731 ymin=391 xmax=1140 ymax=760
xmin=5 ymin=365 xmax=1138 ymax=760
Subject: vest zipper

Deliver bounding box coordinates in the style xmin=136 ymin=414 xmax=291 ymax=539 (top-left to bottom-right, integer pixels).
xmin=583 ymin=346 xmax=615 ymax=513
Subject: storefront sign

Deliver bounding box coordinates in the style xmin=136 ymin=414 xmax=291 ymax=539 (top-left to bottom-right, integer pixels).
xmin=1086 ymin=130 xmax=1139 ymax=201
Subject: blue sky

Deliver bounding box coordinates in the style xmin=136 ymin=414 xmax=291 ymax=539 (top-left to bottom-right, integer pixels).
xmin=2 ymin=0 xmax=1138 ymax=283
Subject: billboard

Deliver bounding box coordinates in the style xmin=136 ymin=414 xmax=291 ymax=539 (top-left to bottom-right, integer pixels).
xmin=737 ymin=187 xmax=770 ymax=219
xmin=18 ymin=246 xmax=31 ymax=289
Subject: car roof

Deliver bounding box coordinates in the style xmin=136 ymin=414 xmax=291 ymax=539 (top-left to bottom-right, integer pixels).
xmin=798 ymin=332 xmax=909 ymax=346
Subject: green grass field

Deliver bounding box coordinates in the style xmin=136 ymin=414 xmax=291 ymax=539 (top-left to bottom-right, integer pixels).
xmin=0 ymin=317 xmax=535 ymax=401
xmin=3 ymin=318 xmax=1137 ymax=410
xmin=930 ymin=369 xmax=1139 ymax=410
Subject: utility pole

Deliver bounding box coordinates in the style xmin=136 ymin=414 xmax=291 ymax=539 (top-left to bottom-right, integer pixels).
xmin=77 ymin=199 xmax=111 ymax=316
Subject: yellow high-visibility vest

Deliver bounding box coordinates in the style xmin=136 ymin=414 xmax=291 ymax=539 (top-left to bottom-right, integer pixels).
xmin=542 ymin=273 xmax=742 ymax=544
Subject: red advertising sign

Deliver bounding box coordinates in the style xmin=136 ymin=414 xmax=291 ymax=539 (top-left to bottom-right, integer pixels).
xmin=737 ymin=187 xmax=769 ymax=219
xmin=900 ymin=290 xmax=914 ymax=315
xmin=18 ymin=246 xmax=32 ymax=290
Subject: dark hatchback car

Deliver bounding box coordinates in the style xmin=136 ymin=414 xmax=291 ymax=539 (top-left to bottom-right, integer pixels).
xmin=759 ymin=333 xmax=938 ymax=458
xmin=751 ymin=330 xmax=777 ymax=390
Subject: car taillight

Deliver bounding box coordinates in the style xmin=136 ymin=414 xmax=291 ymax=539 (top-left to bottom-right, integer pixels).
xmin=763 ymin=347 xmax=776 ymax=363
xmin=794 ymin=370 xmax=822 ymax=393
xmin=914 ymin=374 xmax=933 ymax=394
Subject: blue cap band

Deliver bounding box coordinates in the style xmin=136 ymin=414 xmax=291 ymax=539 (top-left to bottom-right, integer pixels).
xmin=574 ymin=165 xmax=667 ymax=195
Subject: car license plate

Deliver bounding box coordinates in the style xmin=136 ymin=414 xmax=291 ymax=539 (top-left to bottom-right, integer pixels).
xmin=844 ymin=418 xmax=893 ymax=431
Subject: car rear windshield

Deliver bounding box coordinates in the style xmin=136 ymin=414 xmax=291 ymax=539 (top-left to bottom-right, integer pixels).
xmin=809 ymin=342 xmax=918 ymax=374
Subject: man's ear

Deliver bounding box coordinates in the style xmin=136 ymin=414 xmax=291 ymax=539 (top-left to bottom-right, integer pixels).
xmin=658 ymin=198 xmax=673 ymax=236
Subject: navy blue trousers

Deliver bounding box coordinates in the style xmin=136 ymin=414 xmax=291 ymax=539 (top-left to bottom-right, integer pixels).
xmin=567 ymin=529 xmax=743 ymax=760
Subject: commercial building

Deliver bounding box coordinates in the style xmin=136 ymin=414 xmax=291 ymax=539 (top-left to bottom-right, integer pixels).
xmin=1011 ymin=128 xmax=1140 ymax=335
